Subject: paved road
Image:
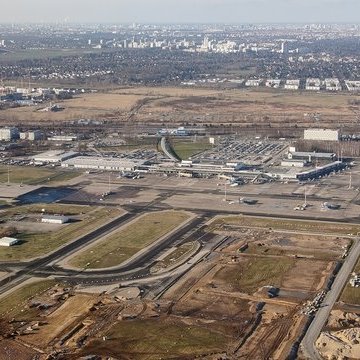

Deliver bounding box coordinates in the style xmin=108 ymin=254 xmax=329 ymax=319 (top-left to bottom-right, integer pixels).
xmin=301 ymin=239 xmax=360 ymax=360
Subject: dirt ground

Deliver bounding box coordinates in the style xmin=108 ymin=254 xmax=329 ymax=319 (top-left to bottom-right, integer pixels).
xmin=0 ymin=339 xmax=41 ymax=360
xmin=23 ymin=293 xmax=97 ymax=348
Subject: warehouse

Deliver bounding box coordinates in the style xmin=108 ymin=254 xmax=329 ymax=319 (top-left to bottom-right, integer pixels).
xmin=0 ymin=237 xmax=20 ymax=247
xmin=62 ymin=156 xmax=146 ymax=172
xmin=41 ymin=215 xmax=69 ymax=224
xmin=33 ymin=150 xmax=79 ymax=164
xmin=281 ymin=159 xmax=307 ymax=168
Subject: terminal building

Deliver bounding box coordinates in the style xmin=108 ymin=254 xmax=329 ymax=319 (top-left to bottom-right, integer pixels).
xmin=61 ymin=156 xmax=146 ymax=172
xmin=296 ymin=161 xmax=346 ymax=181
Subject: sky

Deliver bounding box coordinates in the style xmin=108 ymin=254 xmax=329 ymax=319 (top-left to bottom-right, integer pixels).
xmin=0 ymin=0 xmax=359 ymax=24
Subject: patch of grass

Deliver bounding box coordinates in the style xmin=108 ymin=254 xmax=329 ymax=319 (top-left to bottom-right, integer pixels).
xmin=340 ymin=285 xmax=360 ymax=305
xmin=172 ymin=140 xmax=212 ymax=160
xmin=70 ymin=211 xmax=190 ymax=269
xmin=3 ymin=203 xmax=92 ymax=218
xmin=216 ymin=257 xmax=295 ymax=293
xmin=0 ymin=207 xmax=122 ymax=261
xmin=0 ymin=165 xmax=80 ymax=185
xmin=211 ymin=215 xmax=360 ymax=235
xmin=341 ymin=257 xmax=360 ymax=305
xmin=80 ymin=318 xmax=228 ymax=359
xmin=152 ymin=242 xmax=197 ymax=273
xmin=0 ymin=280 xmax=56 ymax=318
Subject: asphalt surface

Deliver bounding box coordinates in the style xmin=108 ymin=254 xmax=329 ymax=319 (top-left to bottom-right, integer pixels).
xmin=301 ymin=239 xmax=360 ymax=360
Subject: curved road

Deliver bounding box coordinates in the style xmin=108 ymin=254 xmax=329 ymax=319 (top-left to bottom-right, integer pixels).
xmin=301 ymin=239 xmax=360 ymax=359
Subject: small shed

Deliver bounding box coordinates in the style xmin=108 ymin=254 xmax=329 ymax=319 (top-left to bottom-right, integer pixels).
xmin=0 ymin=237 xmax=19 ymax=247
xmin=41 ymin=215 xmax=69 ymax=224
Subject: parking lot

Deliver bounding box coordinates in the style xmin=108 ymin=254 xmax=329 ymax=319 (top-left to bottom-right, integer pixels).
xmin=192 ymin=138 xmax=288 ymax=165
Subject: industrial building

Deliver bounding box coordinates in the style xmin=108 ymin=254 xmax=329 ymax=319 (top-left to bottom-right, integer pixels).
xmin=0 ymin=237 xmax=19 ymax=247
xmin=20 ymin=130 xmax=44 ymax=141
xmin=304 ymin=128 xmax=339 ymax=141
xmin=33 ymin=150 xmax=78 ymax=164
xmin=62 ymin=156 xmax=146 ymax=172
xmin=42 ymin=215 xmax=69 ymax=224
xmin=281 ymin=159 xmax=307 ymax=168
xmin=48 ymin=135 xmax=78 ymax=142
xmin=0 ymin=127 xmax=19 ymax=141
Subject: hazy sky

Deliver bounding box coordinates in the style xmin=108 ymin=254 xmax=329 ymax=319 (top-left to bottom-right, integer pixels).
xmin=0 ymin=0 xmax=359 ymax=24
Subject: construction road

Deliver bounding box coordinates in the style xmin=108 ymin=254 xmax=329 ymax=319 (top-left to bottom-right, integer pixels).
xmin=301 ymin=239 xmax=360 ymax=360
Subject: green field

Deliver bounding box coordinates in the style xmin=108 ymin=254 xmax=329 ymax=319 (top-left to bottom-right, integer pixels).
xmin=215 ymin=257 xmax=295 ymax=293
xmin=0 ymin=280 xmax=56 ymax=318
xmin=172 ymin=140 xmax=212 ymax=160
xmin=152 ymin=242 xmax=197 ymax=273
xmin=79 ymin=319 xmax=228 ymax=359
xmin=0 ymin=48 xmax=107 ymax=63
xmin=341 ymin=257 xmax=360 ymax=305
xmin=0 ymin=165 xmax=80 ymax=185
xmin=211 ymin=215 xmax=360 ymax=235
xmin=0 ymin=207 xmax=122 ymax=261
xmin=70 ymin=211 xmax=191 ymax=269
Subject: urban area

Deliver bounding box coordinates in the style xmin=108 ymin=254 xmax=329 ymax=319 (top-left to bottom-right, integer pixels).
xmin=0 ymin=22 xmax=360 ymax=360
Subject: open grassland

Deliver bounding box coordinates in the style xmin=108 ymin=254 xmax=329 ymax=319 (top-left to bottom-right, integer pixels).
xmin=340 ymin=257 xmax=360 ymax=305
xmin=70 ymin=210 xmax=191 ymax=269
xmin=0 ymin=207 xmax=123 ymax=261
xmin=0 ymin=280 xmax=56 ymax=318
xmin=0 ymin=165 xmax=80 ymax=185
xmin=79 ymin=318 xmax=228 ymax=360
xmin=2 ymin=203 xmax=92 ymax=217
xmin=172 ymin=139 xmax=212 ymax=160
xmin=0 ymin=91 xmax=149 ymax=123
xmin=215 ymin=257 xmax=295 ymax=294
xmin=0 ymin=86 xmax=357 ymax=127
xmin=210 ymin=215 xmax=360 ymax=235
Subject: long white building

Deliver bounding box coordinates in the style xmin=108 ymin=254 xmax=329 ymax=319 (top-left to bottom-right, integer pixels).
xmin=304 ymin=129 xmax=339 ymax=142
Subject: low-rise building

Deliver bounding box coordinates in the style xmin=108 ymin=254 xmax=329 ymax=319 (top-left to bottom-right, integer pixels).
xmin=0 ymin=127 xmax=19 ymax=141
xmin=0 ymin=237 xmax=19 ymax=247
xmin=41 ymin=215 xmax=69 ymax=224
xmin=20 ymin=130 xmax=45 ymax=141
xmin=284 ymin=80 xmax=300 ymax=90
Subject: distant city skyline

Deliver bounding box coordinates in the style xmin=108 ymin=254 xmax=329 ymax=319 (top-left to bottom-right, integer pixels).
xmin=0 ymin=0 xmax=359 ymax=24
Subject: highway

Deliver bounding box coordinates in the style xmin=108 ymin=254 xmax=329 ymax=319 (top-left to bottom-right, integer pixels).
xmin=301 ymin=239 xmax=360 ymax=360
